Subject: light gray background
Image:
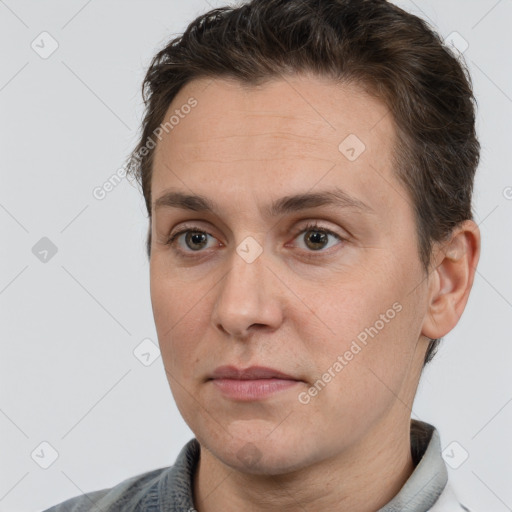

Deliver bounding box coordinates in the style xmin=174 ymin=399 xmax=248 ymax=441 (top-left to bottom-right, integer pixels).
xmin=1 ymin=1 xmax=511 ymax=511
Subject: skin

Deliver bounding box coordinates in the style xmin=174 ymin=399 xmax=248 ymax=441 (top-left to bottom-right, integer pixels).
xmin=149 ymin=73 xmax=480 ymax=512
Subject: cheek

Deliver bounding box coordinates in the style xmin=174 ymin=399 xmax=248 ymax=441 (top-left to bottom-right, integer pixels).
xmin=150 ymin=270 xmax=206 ymax=373
xmin=150 ymin=274 xmax=211 ymax=423
xmin=305 ymin=274 xmax=417 ymax=393
xmin=299 ymin=310 xmax=415 ymax=441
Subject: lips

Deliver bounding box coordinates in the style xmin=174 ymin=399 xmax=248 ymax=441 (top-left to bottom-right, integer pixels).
xmin=208 ymin=365 xmax=302 ymax=401
xmin=209 ymin=365 xmax=300 ymax=381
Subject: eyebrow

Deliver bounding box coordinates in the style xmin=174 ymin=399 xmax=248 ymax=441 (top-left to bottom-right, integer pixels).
xmin=153 ymin=188 xmax=376 ymax=217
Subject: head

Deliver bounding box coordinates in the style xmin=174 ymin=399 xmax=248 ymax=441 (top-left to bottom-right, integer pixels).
xmin=126 ymin=0 xmax=480 ymax=474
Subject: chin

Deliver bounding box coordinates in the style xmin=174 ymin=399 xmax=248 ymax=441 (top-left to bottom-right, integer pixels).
xmin=205 ymin=432 xmax=320 ymax=476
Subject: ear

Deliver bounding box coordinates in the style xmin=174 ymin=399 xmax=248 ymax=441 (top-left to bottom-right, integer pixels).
xmin=421 ymin=220 xmax=481 ymax=340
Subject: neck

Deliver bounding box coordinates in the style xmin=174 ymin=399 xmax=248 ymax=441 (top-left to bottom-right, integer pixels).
xmin=192 ymin=414 xmax=415 ymax=512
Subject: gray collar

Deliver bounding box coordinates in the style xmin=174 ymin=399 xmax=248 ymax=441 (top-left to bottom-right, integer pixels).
xmin=162 ymin=419 xmax=447 ymax=512
xmin=378 ymin=420 xmax=448 ymax=511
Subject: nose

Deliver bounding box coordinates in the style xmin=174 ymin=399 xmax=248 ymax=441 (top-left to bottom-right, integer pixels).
xmin=211 ymin=244 xmax=283 ymax=339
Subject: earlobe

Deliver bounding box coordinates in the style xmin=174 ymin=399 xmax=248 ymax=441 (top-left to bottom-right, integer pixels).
xmin=421 ymin=220 xmax=481 ymax=340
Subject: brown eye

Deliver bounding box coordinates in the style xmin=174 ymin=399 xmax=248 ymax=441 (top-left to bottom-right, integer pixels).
xmin=303 ymin=229 xmax=329 ymax=250
xmin=166 ymin=226 xmax=217 ymax=254
xmin=292 ymin=222 xmax=343 ymax=253
xmin=184 ymin=231 xmax=209 ymax=251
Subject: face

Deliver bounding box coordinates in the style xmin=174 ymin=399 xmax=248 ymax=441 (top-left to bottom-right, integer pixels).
xmin=149 ymin=74 xmax=432 ymax=475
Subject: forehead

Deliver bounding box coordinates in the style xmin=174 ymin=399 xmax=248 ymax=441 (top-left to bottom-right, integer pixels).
xmin=151 ymin=74 xmax=402 ymax=218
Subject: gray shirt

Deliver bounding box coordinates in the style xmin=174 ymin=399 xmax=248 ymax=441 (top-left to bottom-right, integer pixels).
xmin=42 ymin=420 xmax=470 ymax=511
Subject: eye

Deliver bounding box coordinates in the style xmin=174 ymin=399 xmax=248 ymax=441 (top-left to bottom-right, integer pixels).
xmin=291 ymin=222 xmax=344 ymax=252
xmin=166 ymin=226 xmax=219 ymax=254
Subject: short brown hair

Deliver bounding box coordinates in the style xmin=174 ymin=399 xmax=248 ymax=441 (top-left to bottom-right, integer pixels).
xmin=126 ymin=0 xmax=480 ymax=366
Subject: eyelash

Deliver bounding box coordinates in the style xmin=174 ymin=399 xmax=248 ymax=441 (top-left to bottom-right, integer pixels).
xmin=165 ymin=221 xmax=345 ymax=259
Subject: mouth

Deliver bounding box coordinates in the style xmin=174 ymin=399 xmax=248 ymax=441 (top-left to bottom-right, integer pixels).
xmin=209 ymin=365 xmax=300 ymax=381
xmin=208 ymin=365 xmax=303 ymax=401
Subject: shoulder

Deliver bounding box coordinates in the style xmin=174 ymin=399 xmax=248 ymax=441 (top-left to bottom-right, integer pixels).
xmin=41 ymin=438 xmax=200 ymax=512
xmin=428 ymin=482 xmax=472 ymax=512
xmin=40 ymin=465 xmax=171 ymax=512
